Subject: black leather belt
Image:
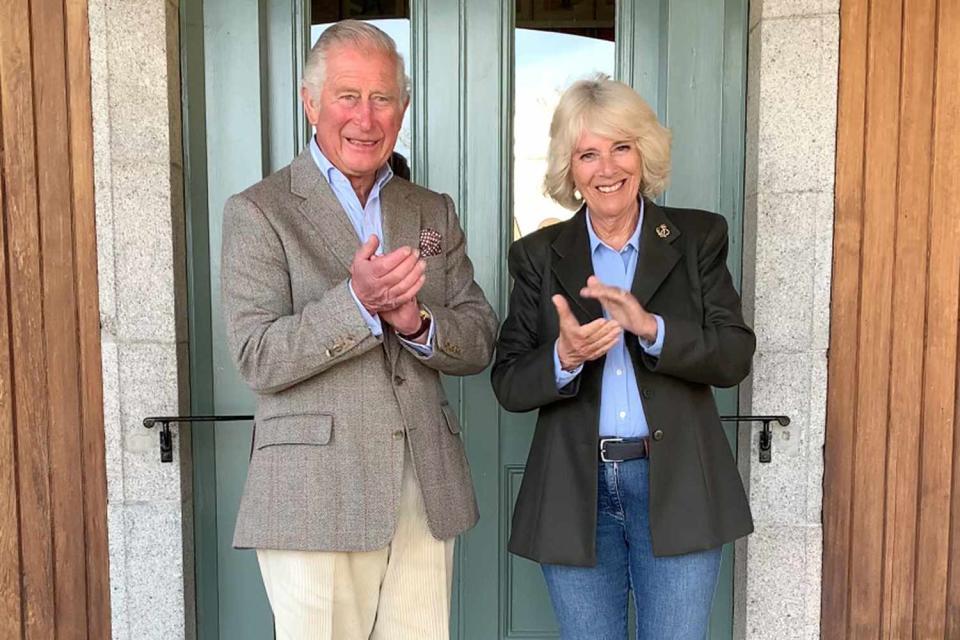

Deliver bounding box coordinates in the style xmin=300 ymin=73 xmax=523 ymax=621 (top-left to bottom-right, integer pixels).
xmin=599 ymin=437 xmax=649 ymax=463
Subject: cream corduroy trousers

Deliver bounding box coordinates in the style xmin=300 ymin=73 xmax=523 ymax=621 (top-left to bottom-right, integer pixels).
xmin=256 ymin=449 xmax=455 ymax=640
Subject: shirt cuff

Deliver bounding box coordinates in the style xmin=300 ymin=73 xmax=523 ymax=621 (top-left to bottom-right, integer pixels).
xmin=348 ymin=279 xmax=383 ymax=337
xmin=553 ymin=340 xmax=583 ymax=389
xmin=638 ymin=314 xmax=665 ymax=357
xmin=397 ymin=304 xmax=435 ymax=357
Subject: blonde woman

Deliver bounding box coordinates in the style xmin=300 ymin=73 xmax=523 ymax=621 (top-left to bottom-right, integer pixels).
xmin=492 ymin=76 xmax=755 ymax=639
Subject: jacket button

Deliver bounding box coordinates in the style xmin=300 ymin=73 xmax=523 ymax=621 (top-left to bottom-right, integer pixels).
xmin=652 ymin=429 xmax=664 ymax=441
xmin=392 ymin=430 xmax=405 ymax=440
xmin=393 ymin=375 xmax=405 ymax=386
xmin=642 ymin=388 xmax=653 ymax=398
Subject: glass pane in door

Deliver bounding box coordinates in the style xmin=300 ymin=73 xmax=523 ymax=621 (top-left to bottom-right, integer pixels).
xmin=513 ymin=24 xmax=614 ymax=238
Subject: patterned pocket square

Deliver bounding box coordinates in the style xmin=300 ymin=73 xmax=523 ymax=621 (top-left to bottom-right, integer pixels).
xmin=419 ymin=228 xmax=443 ymax=257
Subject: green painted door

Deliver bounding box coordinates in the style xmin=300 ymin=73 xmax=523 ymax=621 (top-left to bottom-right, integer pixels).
xmin=182 ymin=0 xmax=748 ymax=638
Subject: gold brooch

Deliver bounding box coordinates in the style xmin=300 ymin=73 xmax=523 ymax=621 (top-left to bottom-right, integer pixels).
xmin=656 ymin=224 xmax=670 ymax=238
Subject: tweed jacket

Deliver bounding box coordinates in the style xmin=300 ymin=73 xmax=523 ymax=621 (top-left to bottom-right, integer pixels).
xmin=491 ymin=201 xmax=756 ymax=564
xmin=221 ymin=149 xmax=498 ymax=551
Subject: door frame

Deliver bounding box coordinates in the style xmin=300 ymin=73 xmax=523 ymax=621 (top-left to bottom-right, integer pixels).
xmin=178 ymin=0 xmax=750 ymax=636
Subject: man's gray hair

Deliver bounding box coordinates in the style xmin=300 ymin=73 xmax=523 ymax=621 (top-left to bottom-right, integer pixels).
xmin=301 ymin=20 xmax=409 ymax=101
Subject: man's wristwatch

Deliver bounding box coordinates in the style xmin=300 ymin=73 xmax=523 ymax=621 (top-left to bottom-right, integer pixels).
xmin=397 ymin=307 xmax=431 ymax=341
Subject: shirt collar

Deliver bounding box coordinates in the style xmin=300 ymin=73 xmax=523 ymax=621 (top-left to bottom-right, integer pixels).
xmin=309 ymin=135 xmax=394 ymax=193
xmin=585 ymin=198 xmax=645 ymax=255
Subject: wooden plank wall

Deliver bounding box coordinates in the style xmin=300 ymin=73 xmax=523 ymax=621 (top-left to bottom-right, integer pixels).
xmin=823 ymin=0 xmax=960 ymax=637
xmin=0 ymin=0 xmax=111 ymax=638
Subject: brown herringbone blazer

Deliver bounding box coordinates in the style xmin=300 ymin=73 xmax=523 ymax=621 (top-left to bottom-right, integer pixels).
xmin=221 ymin=149 xmax=497 ymax=551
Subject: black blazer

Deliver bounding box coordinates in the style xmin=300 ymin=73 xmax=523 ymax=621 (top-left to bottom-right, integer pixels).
xmin=491 ymin=200 xmax=755 ymax=565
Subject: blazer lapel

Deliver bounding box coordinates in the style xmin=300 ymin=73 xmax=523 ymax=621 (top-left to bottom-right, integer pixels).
xmin=380 ymin=180 xmax=420 ymax=255
xmin=631 ymin=199 xmax=682 ymax=307
xmin=290 ymin=149 xmax=361 ymax=272
xmin=379 ymin=180 xmax=421 ymax=368
xmin=550 ymin=207 xmax=603 ymax=324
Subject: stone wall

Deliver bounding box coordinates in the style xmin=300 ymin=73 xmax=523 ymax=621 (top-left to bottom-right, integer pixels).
xmin=741 ymin=1 xmax=839 ymax=638
xmin=89 ymin=1 xmax=190 ymax=638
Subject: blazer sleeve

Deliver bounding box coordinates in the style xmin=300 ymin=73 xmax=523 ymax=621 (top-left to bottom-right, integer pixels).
xmin=642 ymin=214 xmax=756 ymax=387
xmin=220 ymin=193 xmax=382 ymax=394
xmin=410 ymin=193 xmax=499 ymax=375
xmin=490 ymin=238 xmax=583 ymax=413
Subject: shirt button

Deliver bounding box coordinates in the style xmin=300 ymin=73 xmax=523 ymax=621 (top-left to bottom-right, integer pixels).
xmin=619 ymin=411 xmax=626 ymax=419
xmin=616 ymin=369 xmax=623 ymax=376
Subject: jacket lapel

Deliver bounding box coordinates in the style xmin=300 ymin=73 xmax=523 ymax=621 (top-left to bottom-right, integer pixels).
xmin=631 ymin=199 xmax=681 ymax=307
xmin=550 ymin=207 xmax=603 ymax=324
xmin=290 ymin=149 xmax=361 ymax=272
xmin=380 ymin=180 xmax=420 ymax=255
xmin=379 ymin=181 xmax=421 ymax=368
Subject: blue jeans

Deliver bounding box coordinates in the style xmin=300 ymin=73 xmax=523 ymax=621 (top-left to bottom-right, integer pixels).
xmin=541 ymin=458 xmax=722 ymax=640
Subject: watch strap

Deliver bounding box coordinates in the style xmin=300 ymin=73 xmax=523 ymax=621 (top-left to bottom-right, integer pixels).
xmin=397 ymin=308 xmax=431 ymax=341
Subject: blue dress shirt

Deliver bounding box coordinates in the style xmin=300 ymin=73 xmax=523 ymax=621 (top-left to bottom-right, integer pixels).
xmin=309 ymin=137 xmax=434 ymax=354
xmin=553 ymin=202 xmax=665 ymax=438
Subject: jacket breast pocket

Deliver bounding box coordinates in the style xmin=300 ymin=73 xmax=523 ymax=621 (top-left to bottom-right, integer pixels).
xmin=255 ymin=412 xmax=333 ymax=449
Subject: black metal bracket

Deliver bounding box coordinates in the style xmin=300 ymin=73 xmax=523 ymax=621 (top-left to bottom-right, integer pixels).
xmin=720 ymin=415 xmax=791 ymax=463
xmin=143 ymin=415 xmax=254 ymax=462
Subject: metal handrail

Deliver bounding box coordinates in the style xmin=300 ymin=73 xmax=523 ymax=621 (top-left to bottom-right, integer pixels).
xmin=144 ymin=413 xmax=790 ymax=464
xmin=143 ymin=415 xmax=253 ymax=463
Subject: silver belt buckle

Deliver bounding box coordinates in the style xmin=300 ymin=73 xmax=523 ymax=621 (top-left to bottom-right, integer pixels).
xmin=599 ymin=437 xmax=624 ymax=463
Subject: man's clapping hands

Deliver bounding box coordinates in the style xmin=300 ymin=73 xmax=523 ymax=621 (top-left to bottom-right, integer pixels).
xmin=351 ymin=235 xmax=427 ymax=335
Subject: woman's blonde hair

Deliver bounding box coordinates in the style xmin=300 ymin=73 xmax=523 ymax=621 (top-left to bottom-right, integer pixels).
xmin=544 ymin=75 xmax=671 ymax=210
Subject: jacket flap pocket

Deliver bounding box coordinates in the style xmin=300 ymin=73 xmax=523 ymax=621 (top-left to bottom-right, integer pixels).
xmin=440 ymin=402 xmax=461 ymax=434
xmin=255 ymin=413 xmax=332 ymax=449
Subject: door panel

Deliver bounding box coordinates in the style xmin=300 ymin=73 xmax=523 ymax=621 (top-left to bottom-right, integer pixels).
xmin=200 ymin=0 xmax=273 ymax=638
xmin=183 ymin=0 xmax=747 ymax=637
xmin=498 ymin=25 xmax=617 ymax=638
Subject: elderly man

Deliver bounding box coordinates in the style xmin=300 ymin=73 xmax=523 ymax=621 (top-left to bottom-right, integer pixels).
xmin=220 ymin=20 xmax=497 ymax=640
